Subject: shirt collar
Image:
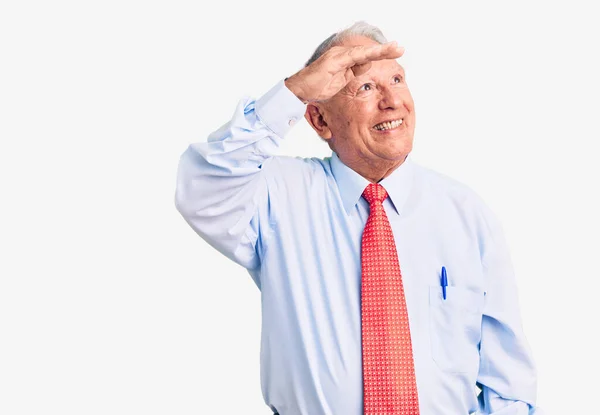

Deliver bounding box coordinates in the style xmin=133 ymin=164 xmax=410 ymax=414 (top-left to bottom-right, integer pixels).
xmin=330 ymin=151 xmax=415 ymax=216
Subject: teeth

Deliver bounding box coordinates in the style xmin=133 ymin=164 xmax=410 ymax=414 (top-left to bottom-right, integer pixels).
xmin=374 ymin=119 xmax=403 ymax=130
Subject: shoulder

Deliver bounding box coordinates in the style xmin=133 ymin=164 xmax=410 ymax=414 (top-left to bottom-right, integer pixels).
xmin=412 ymin=161 xmax=481 ymax=201
xmin=411 ymin=159 xmax=499 ymax=226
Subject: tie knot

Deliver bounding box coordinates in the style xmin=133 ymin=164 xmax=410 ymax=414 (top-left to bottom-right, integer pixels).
xmin=362 ymin=183 xmax=388 ymax=205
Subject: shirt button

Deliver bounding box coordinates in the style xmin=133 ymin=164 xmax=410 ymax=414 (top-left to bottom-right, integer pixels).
xmin=288 ymin=117 xmax=297 ymax=126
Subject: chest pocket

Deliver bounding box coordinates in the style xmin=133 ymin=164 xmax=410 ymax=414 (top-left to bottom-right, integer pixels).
xmin=429 ymin=285 xmax=485 ymax=373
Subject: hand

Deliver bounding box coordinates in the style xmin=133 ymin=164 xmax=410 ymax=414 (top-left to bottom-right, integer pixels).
xmin=285 ymin=41 xmax=405 ymax=103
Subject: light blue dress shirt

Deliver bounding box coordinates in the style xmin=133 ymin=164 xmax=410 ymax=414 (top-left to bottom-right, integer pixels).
xmin=174 ymin=80 xmax=541 ymax=415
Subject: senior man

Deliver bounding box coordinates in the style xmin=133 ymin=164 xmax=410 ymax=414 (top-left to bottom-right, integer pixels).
xmin=175 ymin=22 xmax=540 ymax=415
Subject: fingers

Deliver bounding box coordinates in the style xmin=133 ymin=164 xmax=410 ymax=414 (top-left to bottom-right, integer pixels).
xmin=336 ymin=42 xmax=405 ymax=70
xmin=360 ymin=41 xmax=405 ymax=62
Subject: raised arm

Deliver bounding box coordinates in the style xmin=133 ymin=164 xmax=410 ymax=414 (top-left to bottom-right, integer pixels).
xmin=174 ymin=81 xmax=305 ymax=271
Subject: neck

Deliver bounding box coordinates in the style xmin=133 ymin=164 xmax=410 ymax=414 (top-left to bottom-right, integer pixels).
xmin=339 ymin=154 xmax=409 ymax=183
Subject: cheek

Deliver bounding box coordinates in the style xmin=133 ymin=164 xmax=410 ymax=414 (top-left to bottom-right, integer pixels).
xmin=404 ymin=92 xmax=415 ymax=111
xmin=332 ymin=103 xmax=372 ymax=133
xmin=332 ymin=113 xmax=354 ymax=131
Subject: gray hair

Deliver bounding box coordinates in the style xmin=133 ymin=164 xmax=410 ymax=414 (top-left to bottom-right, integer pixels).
xmin=305 ymin=21 xmax=388 ymax=67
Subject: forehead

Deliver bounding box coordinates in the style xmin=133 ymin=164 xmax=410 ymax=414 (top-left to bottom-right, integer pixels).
xmin=361 ymin=59 xmax=404 ymax=77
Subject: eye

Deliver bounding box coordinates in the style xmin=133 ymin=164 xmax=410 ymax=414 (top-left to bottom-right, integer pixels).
xmin=393 ymin=75 xmax=403 ymax=84
xmin=358 ymin=83 xmax=373 ymax=92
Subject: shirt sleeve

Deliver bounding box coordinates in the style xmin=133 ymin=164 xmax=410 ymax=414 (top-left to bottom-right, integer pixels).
xmin=474 ymin=199 xmax=542 ymax=415
xmin=174 ymin=79 xmax=306 ymax=273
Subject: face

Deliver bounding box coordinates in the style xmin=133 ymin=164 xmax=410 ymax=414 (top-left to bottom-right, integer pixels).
xmin=317 ymin=37 xmax=416 ymax=173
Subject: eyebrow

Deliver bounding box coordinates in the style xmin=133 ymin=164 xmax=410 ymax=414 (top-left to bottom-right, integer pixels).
xmin=348 ymin=66 xmax=406 ymax=87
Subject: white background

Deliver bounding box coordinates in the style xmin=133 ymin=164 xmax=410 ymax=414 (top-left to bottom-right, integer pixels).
xmin=1 ymin=0 xmax=598 ymax=414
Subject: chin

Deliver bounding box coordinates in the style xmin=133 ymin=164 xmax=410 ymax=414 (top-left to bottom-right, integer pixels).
xmin=382 ymin=142 xmax=413 ymax=160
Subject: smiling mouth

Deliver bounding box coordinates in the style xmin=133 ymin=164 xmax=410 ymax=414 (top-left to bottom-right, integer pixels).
xmin=373 ymin=119 xmax=404 ymax=131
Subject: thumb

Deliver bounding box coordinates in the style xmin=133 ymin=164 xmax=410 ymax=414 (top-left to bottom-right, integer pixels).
xmin=351 ymin=61 xmax=372 ymax=77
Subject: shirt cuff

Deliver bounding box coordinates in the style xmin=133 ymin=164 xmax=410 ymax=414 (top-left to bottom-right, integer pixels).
xmin=254 ymin=79 xmax=307 ymax=139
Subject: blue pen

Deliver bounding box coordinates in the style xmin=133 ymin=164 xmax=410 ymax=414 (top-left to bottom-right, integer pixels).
xmin=441 ymin=266 xmax=448 ymax=300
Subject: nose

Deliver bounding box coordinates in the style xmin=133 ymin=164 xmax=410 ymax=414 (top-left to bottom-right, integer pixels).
xmin=377 ymin=86 xmax=402 ymax=111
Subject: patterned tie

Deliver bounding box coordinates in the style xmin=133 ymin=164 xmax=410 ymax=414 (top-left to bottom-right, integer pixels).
xmin=361 ymin=183 xmax=420 ymax=414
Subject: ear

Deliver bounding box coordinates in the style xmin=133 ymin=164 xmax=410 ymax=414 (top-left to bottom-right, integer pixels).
xmin=304 ymin=103 xmax=332 ymax=140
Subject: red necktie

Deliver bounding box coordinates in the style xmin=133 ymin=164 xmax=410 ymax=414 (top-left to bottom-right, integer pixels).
xmin=361 ymin=183 xmax=420 ymax=414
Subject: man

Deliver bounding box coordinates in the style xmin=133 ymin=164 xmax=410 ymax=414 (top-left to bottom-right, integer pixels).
xmin=175 ymin=21 xmax=541 ymax=415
